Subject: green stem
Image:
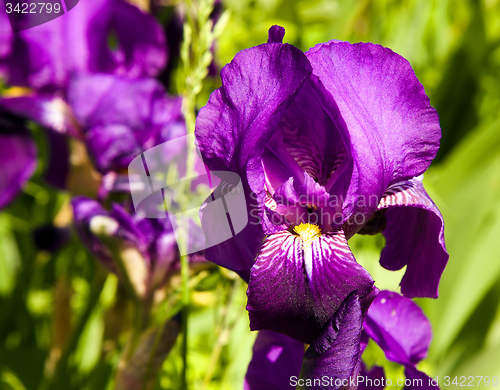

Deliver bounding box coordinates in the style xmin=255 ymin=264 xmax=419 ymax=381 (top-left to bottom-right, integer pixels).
xmin=41 ymin=268 xmax=107 ymax=390
xmin=202 ymin=278 xmax=241 ymax=387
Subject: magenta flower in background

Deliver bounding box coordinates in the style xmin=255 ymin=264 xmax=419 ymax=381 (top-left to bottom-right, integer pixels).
xmin=71 ymin=196 xmax=205 ymax=293
xmin=66 ymin=73 xmax=185 ymax=195
xmin=0 ymin=113 xmax=37 ymax=209
xmin=0 ymin=0 xmax=166 ymax=91
xmin=0 ymin=0 xmax=169 ymax=209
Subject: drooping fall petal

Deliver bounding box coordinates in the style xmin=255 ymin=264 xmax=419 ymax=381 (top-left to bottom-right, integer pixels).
xmin=247 ymin=229 xmax=376 ymax=344
xmin=377 ymin=178 xmax=448 ymax=298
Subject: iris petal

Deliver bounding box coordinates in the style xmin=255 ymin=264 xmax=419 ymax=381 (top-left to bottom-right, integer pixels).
xmin=195 ymin=40 xmax=312 ymax=234
xmin=363 ymin=290 xmax=432 ymax=366
xmin=378 ymin=178 xmax=448 ymax=298
xmin=299 ymin=293 xmax=363 ymax=390
xmin=0 ymin=117 xmax=36 ymax=209
xmin=307 ymin=41 xmax=441 ymax=232
xmin=247 ymin=229 xmax=376 ymax=344
xmin=244 ymin=330 xmax=303 ymax=390
xmin=2 ymin=0 xmax=166 ymax=90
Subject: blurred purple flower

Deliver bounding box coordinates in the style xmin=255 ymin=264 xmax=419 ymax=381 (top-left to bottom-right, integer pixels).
xmin=67 ymin=73 xmax=185 ymax=174
xmin=0 ymin=0 xmax=169 ymax=208
xmin=71 ymin=196 xmax=205 ymax=292
xmin=244 ymin=330 xmax=304 ymax=390
xmin=0 ymin=0 xmax=166 ymax=92
xmin=0 ymin=112 xmax=36 ymax=209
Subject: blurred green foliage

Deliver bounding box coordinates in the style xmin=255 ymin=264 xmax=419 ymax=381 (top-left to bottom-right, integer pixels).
xmin=1 ymin=0 xmax=500 ymax=389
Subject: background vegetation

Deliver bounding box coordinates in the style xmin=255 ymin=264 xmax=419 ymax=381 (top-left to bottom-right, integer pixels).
xmin=1 ymin=0 xmax=500 ymax=388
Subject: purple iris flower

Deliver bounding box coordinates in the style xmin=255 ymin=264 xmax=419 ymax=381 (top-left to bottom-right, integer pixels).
xmin=0 ymin=0 xmax=168 ymax=208
xmin=195 ymin=25 xmax=448 ymax=346
xmin=66 ymin=73 xmax=185 ymax=176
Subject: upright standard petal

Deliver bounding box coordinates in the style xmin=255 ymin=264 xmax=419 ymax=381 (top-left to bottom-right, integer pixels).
xmin=363 ymin=291 xmax=431 ymax=366
xmin=298 ymin=293 xmax=363 ymax=390
xmin=306 ymin=41 xmax=441 ymax=232
xmin=377 ymin=178 xmax=448 ymax=298
xmin=247 ymin=229 xmax=376 ymax=344
xmin=196 ymin=42 xmax=311 ymax=173
xmin=0 ymin=114 xmax=36 ymax=209
xmin=195 ymin=40 xmax=312 ymax=233
xmin=244 ymin=330 xmax=304 ymax=390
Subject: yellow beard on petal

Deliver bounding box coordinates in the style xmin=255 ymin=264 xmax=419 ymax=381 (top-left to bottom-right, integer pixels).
xmin=293 ymin=223 xmax=322 ymax=246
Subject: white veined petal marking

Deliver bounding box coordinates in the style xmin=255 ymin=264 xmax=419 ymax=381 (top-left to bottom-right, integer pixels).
xmin=293 ymin=223 xmax=322 ymax=281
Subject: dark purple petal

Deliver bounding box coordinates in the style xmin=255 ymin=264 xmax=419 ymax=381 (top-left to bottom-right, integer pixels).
xmin=247 ymin=229 xmax=376 ymax=344
xmin=0 ymin=116 xmax=36 ymax=209
xmin=244 ymin=330 xmax=304 ymax=390
xmin=195 ymin=40 xmax=312 ymax=233
xmin=44 ymin=130 xmax=69 ymax=189
xmin=377 ymin=178 xmax=448 ymax=298
xmin=363 ymin=290 xmax=432 ymax=366
xmin=359 ymin=365 xmax=385 ymax=390
xmin=200 ymin=184 xmax=264 ymax=279
xmin=273 ymin=78 xmax=352 ymax=196
xmin=404 ymin=365 xmax=440 ymax=389
xmin=68 ymin=73 xmax=171 ymax=138
xmin=196 ymin=38 xmax=311 ymax=172
xmin=0 ymin=11 xmax=13 ymax=60
xmin=67 ymin=73 xmax=182 ymax=172
xmin=268 ymin=25 xmax=285 ymax=44
xmin=298 ymin=293 xmax=362 ymax=390
xmin=2 ymin=0 xmax=166 ymax=90
xmin=306 ymin=41 xmax=441 ymax=233
xmin=100 ymin=0 xmax=167 ymax=78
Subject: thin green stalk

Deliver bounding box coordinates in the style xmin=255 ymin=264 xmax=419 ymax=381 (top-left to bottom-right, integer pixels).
xmin=41 ymin=268 xmax=107 ymax=390
xmin=177 ymin=0 xmax=230 ymax=388
xmin=202 ymin=278 xmax=241 ymax=388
